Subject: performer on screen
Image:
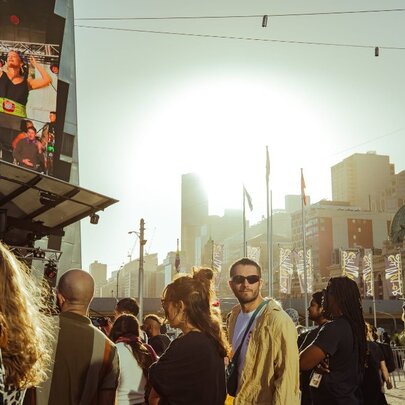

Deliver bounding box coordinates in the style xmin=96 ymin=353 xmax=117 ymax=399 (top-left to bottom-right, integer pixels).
xmin=11 ymin=119 xmax=34 ymax=150
xmin=0 ymin=50 xmax=51 ymax=117
xmin=41 ymin=111 xmax=57 ymax=176
xmin=13 ymin=126 xmax=44 ymax=171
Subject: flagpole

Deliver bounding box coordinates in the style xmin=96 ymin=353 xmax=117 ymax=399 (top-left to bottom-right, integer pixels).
xmin=243 ymin=186 xmax=247 ymax=256
xmin=266 ymin=146 xmax=272 ymax=297
xmin=301 ymin=168 xmax=309 ymax=327
xmin=368 ymin=249 xmax=377 ymax=328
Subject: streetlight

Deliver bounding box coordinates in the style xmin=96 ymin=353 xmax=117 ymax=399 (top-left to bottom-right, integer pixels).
xmin=128 ymin=219 xmax=147 ymax=321
xmin=116 ymin=263 xmax=124 ymax=298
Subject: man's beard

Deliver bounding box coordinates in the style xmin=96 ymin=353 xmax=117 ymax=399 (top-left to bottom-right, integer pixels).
xmin=236 ymin=289 xmax=259 ymax=304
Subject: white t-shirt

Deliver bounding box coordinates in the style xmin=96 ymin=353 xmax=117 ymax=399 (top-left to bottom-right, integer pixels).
xmin=232 ymin=306 xmax=266 ymax=382
xmin=116 ymin=342 xmax=147 ymax=405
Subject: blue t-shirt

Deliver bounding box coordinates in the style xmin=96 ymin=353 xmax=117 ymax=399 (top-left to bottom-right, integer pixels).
xmin=310 ymin=317 xmax=361 ymax=405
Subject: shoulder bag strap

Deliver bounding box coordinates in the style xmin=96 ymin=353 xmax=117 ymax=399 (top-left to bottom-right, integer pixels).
xmin=232 ymin=299 xmax=268 ymax=361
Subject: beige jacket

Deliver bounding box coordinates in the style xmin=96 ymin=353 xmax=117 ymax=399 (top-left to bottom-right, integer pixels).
xmin=227 ymin=299 xmax=300 ymax=405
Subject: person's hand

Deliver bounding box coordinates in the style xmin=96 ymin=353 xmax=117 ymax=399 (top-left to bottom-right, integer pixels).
xmin=386 ymin=380 xmax=393 ymax=390
xmin=22 ymin=158 xmax=33 ymax=166
xmin=315 ymin=359 xmax=330 ymax=374
xmin=30 ymin=56 xmax=39 ymax=68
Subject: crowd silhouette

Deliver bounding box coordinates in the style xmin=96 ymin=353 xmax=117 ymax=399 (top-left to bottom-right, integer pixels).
xmin=0 ymin=241 xmax=402 ymax=405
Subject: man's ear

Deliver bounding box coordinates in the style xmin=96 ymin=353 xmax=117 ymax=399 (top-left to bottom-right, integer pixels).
xmin=259 ymin=278 xmax=264 ymax=289
xmin=56 ymin=292 xmax=65 ymax=308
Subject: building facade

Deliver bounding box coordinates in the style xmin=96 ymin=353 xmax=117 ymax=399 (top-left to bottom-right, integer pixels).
xmin=89 ymin=261 xmax=107 ymax=297
xmin=181 ymin=173 xmax=209 ymax=270
xmin=331 ymin=152 xmax=401 ymax=212
xmin=291 ymin=200 xmax=393 ymax=280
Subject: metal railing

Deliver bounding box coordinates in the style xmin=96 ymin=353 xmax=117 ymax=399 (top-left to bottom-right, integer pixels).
xmin=391 ymin=346 xmax=405 ymax=385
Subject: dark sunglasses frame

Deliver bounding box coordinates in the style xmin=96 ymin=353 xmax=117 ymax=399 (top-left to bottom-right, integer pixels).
xmin=231 ymin=275 xmax=260 ymax=284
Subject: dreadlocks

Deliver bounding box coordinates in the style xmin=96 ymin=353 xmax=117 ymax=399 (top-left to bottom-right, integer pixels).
xmin=327 ymin=277 xmax=367 ymax=369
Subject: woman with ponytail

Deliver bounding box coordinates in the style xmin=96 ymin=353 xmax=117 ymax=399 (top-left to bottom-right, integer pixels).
xmin=149 ymin=267 xmax=229 ymax=405
xmin=110 ymin=314 xmax=158 ymax=405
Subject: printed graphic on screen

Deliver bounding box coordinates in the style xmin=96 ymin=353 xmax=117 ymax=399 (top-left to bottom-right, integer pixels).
xmin=0 ymin=0 xmax=64 ymax=176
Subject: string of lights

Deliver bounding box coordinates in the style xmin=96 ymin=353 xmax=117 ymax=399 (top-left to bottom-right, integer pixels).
xmin=74 ymin=24 xmax=405 ymax=52
xmin=74 ymin=8 xmax=405 ymax=21
xmin=328 ymin=128 xmax=405 ymax=159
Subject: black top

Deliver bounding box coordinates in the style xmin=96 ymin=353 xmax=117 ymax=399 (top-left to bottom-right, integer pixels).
xmin=361 ymin=341 xmax=387 ymax=405
xmin=299 ymin=326 xmax=322 ymax=405
xmin=149 ymin=331 xmax=226 ymax=405
xmin=148 ymin=334 xmax=171 ymax=357
xmin=0 ymin=73 xmax=29 ymax=105
xmin=310 ymin=317 xmax=361 ymax=405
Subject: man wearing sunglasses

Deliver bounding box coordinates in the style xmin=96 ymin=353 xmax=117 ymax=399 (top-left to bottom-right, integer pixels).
xmin=226 ymin=258 xmax=300 ymax=404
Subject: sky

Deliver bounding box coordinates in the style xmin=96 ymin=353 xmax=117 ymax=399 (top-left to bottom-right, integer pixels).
xmin=73 ymin=0 xmax=405 ymax=274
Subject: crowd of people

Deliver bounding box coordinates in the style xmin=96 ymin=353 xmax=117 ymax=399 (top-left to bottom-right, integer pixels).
xmin=0 ymin=241 xmax=402 ymax=405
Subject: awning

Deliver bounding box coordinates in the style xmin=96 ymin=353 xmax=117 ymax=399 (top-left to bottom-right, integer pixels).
xmin=0 ymin=160 xmax=118 ymax=246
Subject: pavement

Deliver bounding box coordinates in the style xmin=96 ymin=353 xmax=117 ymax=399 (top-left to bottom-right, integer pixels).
xmin=386 ymin=377 xmax=405 ymax=405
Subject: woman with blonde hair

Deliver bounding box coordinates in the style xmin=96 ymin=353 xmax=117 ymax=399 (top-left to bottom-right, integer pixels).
xmin=149 ymin=267 xmax=229 ymax=405
xmin=0 ymin=241 xmax=53 ymax=404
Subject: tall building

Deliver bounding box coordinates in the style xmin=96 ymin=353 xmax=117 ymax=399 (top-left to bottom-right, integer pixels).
xmin=331 ymin=152 xmax=394 ymax=211
xmin=181 ymin=173 xmax=209 ymax=270
xmin=89 ymin=261 xmax=107 ymax=297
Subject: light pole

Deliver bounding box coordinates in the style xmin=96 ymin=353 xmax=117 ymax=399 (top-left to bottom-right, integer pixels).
xmin=116 ymin=264 xmax=124 ymax=298
xmin=128 ymin=218 xmax=147 ymax=321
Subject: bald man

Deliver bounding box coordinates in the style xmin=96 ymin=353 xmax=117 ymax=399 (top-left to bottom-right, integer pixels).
xmin=35 ymin=269 xmax=120 ymax=405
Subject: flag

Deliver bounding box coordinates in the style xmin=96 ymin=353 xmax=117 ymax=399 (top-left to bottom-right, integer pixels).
xmin=340 ymin=249 xmax=360 ymax=281
xmin=243 ymin=185 xmax=253 ymax=211
xmin=384 ymin=253 xmax=403 ymax=296
xmin=174 ymin=238 xmax=180 ymax=272
xmin=301 ymin=169 xmax=307 ymax=206
xmin=363 ymin=249 xmax=374 ymax=297
xmin=266 ymin=146 xmax=270 ymax=184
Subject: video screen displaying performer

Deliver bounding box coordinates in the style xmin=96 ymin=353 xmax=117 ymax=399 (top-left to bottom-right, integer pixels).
xmin=0 ymin=0 xmax=64 ymax=176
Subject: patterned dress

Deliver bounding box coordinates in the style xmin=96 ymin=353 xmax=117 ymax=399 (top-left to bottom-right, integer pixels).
xmin=0 ymin=349 xmax=25 ymax=405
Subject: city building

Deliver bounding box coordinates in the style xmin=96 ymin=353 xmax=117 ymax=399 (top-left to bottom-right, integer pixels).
xmin=331 ymin=151 xmax=405 ymax=213
xmin=89 ymin=261 xmax=107 ymax=297
xmin=100 ymin=254 xmax=159 ymax=299
xmin=291 ymin=200 xmax=393 ymax=280
xmin=181 ymin=173 xmax=209 ymax=270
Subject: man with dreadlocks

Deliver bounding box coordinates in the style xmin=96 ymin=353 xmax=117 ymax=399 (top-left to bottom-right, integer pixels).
xmin=299 ymin=276 xmax=367 ymax=405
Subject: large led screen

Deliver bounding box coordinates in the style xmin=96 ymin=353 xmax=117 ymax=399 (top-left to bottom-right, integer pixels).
xmin=0 ymin=0 xmax=66 ymax=176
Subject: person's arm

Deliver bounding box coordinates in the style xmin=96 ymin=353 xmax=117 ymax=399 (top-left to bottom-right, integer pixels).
xmin=148 ymin=387 xmax=160 ymax=405
xmin=97 ymin=389 xmax=116 ymax=405
xmin=380 ymin=360 xmax=393 ymax=389
xmin=300 ymin=344 xmax=327 ymax=371
xmin=27 ymin=56 xmax=51 ymax=90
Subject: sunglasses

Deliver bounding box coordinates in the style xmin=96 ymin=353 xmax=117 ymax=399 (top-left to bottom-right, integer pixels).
xmin=231 ymin=275 xmax=260 ymax=284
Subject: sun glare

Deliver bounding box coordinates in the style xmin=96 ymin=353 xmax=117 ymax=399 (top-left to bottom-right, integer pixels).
xmin=135 ymin=72 xmax=328 ymax=221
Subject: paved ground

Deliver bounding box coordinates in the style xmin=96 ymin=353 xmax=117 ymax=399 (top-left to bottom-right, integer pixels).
xmin=386 ymin=377 xmax=405 ymax=405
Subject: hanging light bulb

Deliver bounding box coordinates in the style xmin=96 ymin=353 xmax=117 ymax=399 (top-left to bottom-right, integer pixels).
xmin=374 ymin=47 xmax=379 ymax=57
xmin=262 ymin=15 xmax=268 ymax=28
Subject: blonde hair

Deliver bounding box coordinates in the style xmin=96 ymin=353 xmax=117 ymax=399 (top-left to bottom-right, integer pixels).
xmin=0 ymin=242 xmax=54 ymax=388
